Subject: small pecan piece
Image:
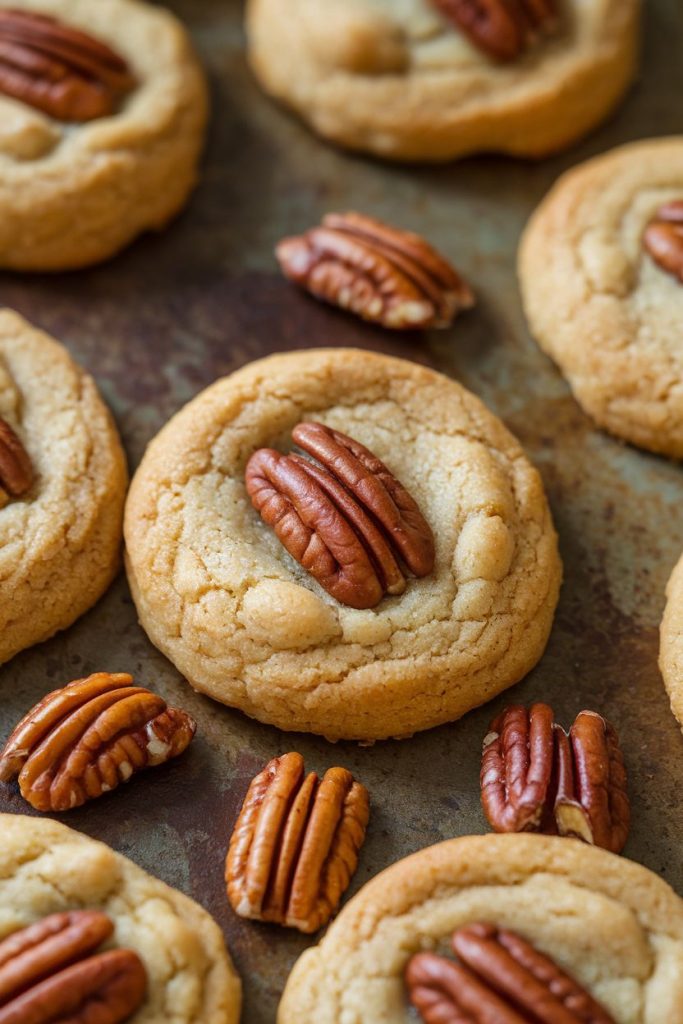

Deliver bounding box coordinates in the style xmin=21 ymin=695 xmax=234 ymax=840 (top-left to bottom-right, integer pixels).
xmin=276 ymin=212 xmax=474 ymax=330
xmin=0 ymin=9 xmax=135 ymax=122
xmin=0 ymin=910 xmax=147 ymax=1024
xmin=0 ymin=671 xmax=196 ymax=811
xmin=245 ymin=421 xmax=435 ymax=609
xmin=225 ymin=751 xmax=369 ymax=933
xmin=643 ymin=201 xmax=683 ymax=283
xmin=431 ymin=0 xmax=558 ymax=62
xmin=0 ymin=415 xmax=33 ymax=497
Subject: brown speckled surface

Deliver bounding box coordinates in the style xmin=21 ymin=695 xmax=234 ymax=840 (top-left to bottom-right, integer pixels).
xmin=1 ymin=1 xmax=682 ymax=1020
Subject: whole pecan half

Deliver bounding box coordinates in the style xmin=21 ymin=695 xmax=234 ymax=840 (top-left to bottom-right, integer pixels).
xmin=431 ymin=0 xmax=558 ymax=62
xmin=0 ymin=9 xmax=135 ymax=122
xmin=406 ymin=922 xmax=615 ymax=1024
xmin=0 ymin=416 xmax=33 ymax=498
xmin=0 ymin=671 xmax=196 ymax=812
xmin=225 ymin=751 xmax=370 ymax=933
xmin=643 ymin=201 xmax=683 ymax=283
xmin=0 ymin=910 xmax=147 ymax=1024
xmin=480 ymin=703 xmax=630 ymax=853
xmin=245 ymin=421 xmax=435 ymax=609
xmin=276 ymin=212 xmax=474 ymax=330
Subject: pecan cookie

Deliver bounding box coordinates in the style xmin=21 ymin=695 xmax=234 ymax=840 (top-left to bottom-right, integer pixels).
xmin=520 ymin=137 xmax=683 ymax=459
xmin=0 ymin=0 xmax=207 ymax=270
xmin=278 ymin=833 xmax=683 ymax=1022
xmin=245 ymin=0 xmax=639 ymax=162
xmin=0 ymin=813 xmax=241 ymax=1022
xmin=659 ymin=552 xmax=683 ymax=735
xmin=0 ymin=309 xmax=126 ymax=665
xmin=124 ymin=349 xmax=561 ymax=742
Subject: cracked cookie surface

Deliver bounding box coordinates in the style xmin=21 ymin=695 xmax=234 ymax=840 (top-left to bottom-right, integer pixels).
xmin=0 ymin=309 xmax=127 ymax=665
xmin=278 ymin=833 xmax=683 ymax=1023
xmin=0 ymin=0 xmax=208 ymax=270
xmin=0 ymin=813 xmax=241 ymax=1023
xmin=519 ymin=137 xmax=683 ymax=459
xmin=124 ymin=349 xmax=561 ymax=742
xmin=246 ymin=0 xmax=639 ymax=162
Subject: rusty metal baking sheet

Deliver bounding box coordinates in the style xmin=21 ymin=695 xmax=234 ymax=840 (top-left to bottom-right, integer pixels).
xmin=1 ymin=1 xmax=683 ymax=1020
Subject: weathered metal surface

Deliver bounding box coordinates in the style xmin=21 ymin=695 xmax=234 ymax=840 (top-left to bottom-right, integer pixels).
xmin=1 ymin=1 xmax=682 ymax=1020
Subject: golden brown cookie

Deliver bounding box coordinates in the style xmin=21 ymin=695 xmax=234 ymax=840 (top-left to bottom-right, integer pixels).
xmin=659 ymin=551 xmax=683 ymax=734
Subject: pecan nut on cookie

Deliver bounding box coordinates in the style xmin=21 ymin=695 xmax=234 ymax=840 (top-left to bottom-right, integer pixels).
xmin=0 ymin=0 xmax=208 ymax=270
xmin=246 ymin=0 xmax=639 ymax=162
xmin=0 ymin=310 xmax=127 ymax=666
xmin=0 ymin=814 xmax=242 ymax=1023
xmin=278 ymin=834 xmax=683 ymax=1022
xmin=124 ymin=349 xmax=561 ymax=742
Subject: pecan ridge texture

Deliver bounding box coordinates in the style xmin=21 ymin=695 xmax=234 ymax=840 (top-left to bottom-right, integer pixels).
xmin=225 ymin=751 xmax=370 ymax=933
xmin=643 ymin=200 xmax=683 ymax=282
xmin=0 ymin=415 xmax=33 ymax=498
xmin=0 ymin=909 xmax=147 ymax=1024
xmin=0 ymin=672 xmax=196 ymax=812
xmin=406 ymin=922 xmax=616 ymax=1023
xmin=431 ymin=0 xmax=559 ymax=62
xmin=481 ymin=703 xmax=630 ymax=853
xmin=276 ymin=212 xmax=474 ymax=330
xmin=245 ymin=420 xmax=435 ymax=609
xmin=0 ymin=9 xmax=135 ymax=122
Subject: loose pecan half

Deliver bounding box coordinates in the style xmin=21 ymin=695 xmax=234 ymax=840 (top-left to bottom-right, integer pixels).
xmin=0 ymin=671 xmax=196 ymax=811
xmin=480 ymin=704 xmax=630 ymax=853
xmin=0 ymin=910 xmax=147 ymax=1024
xmin=0 ymin=9 xmax=135 ymax=122
xmin=0 ymin=416 xmax=33 ymax=497
xmin=276 ymin=212 xmax=474 ymax=330
xmin=245 ymin=421 xmax=435 ymax=609
xmin=406 ymin=922 xmax=615 ymax=1024
xmin=643 ymin=201 xmax=683 ymax=283
xmin=225 ymin=751 xmax=369 ymax=933
xmin=431 ymin=0 xmax=558 ymax=62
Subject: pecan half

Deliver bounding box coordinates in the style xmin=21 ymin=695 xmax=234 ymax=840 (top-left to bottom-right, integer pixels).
xmin=225 ymin=751 xmax=370 ymax=933
xmin=643 ymin=201 xmax=683 ymax=283
xmin=0 ymin=9 xmax=135 ymax=122
xmin=480 ymin=704 xmax=630 ymax=853
xmin=276 ymin=212 xmax=474 ymax=330
xmin=406 ymin=922 xmax=615 ymax=1024
xmin=431 ymin=0 xmax=558 ymax=62
xmin=0 ymin=416 xmax=33 ymax=498
xmin=0 ymin=910 xmax=147 ymax=1024
xmin=245 ymin=421 xmax=435 ymax=609
xmin=0 ymin=671 xmax=196 ymax=811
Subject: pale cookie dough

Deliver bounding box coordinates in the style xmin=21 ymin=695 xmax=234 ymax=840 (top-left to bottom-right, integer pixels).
xmin=520 ymin=137 xmax=683 ymax=459
xmin=124 ymin=349 xmax=561 ymax=742
xmin=659 ymin=552 xmax=683 ymax=733
xmin=278 ymin=833 xmax=683 ymax=1023
xmin=0 ymin=0 xmax=208 ymax=270
xmin=0 ymin=309 xmax=127 ymax=665
xmin=245 ymin=0 xmax=639 ymax=162
xmin=0 ymin=814 xmax=241 ymax=1023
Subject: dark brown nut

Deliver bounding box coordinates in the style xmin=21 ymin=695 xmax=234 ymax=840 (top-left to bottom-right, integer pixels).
xmin=276 ymin=211 xmax=474 ymax=330
xmin=0 ymin=671 xmax=196 ymax=812
xmin=225 ymin=751 xmax=370 ymax=933
xmin=245 ymin=421 xmax=435 ymax=610
xmin=643 ymin=201 xmax=683 ymax=282
xmin=431 ymin=0 xmax=558 ymax=62
xmin=0 ymin=9 xmax=135 ymax=122
xmin=0 ymin=910 xmax=147 ymax=1024
xmin=0 ymin=416 xmax=33 ymax=497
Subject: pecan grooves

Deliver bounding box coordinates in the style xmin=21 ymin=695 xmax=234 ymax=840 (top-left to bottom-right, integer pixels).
xmin=431 ymin=0 xmax=558 ymax=62
xmin=276 ymin=212 xmax=473 ymax=330
xmin=225 ymin=752 xmax=369 ymax=933
xmin=643 ymin=201 xmax=683 ymax=282
xmin=0 ymin=9 xmax=135 ymax=122
xmin=0 ymin=416 xmax=33 ymax=497
xmin=0 ymin=672 xmax=196 ymax=811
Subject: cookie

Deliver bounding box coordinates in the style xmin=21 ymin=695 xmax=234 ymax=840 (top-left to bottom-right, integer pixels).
xmin=0 ymin=309 xmax=127 ymax=665
xmin=0 ymin=0 xmax=208 ymax=270
xmin=278 ymin=833 xmax=683 ymax=1022
xmin=519 ymin=137 xmax=683 ymax=459
xmin=0 ymin=813 xmax=241 ymax=1022
xmin=245 ymin=0 xmax=639 ymax=163
xmin=659 ymin=552 xmax=683 ymax=733
xmin=124 ymin=349 xmax=561 ymax=742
